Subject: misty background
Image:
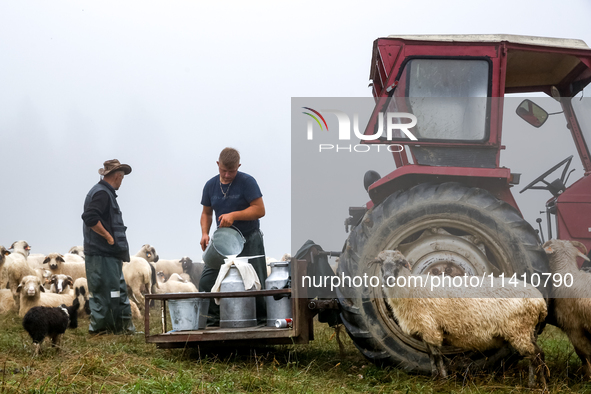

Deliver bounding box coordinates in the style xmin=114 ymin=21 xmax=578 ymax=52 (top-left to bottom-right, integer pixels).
xmin=1 ymin=1 xmax=590 ymax=261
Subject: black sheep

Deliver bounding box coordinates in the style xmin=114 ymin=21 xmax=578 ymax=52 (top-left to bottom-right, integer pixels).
xmin=181 ymin=257 xmax=204 ymax=289
xmin=75 ymin=285 xmax=91 ymax=315
xmin=22 ymin=298 xmax=79 ymax=355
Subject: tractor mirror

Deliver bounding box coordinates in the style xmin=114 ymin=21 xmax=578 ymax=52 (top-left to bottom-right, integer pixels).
xmin=516 ymin=99 xmax=549 ymax=128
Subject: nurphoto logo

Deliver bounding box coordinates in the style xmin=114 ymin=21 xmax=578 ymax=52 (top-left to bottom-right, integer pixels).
xmin=302 ymin=107 xmax=418 ymax=153
xmin=302 ymin=107 xmax=418 ymax=141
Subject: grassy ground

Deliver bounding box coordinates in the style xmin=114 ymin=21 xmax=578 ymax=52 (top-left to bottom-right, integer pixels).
xmin=2 ymin=308 xmax=591 ymax=393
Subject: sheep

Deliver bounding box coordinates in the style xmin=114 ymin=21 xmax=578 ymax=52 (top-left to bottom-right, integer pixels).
xmin=72 ymin=277 xmax=90 ymax=316
xmin=155 ymin=271 xmax=198 ymax=294
xmin=543 ymin=239 xmax=591 ymax=379
xmin=181 ymin=257 xmax=204 ymax=288
xmin=4 ymin=241 xmax=36 ymax=311
xmin=26 ymin=253 xmax=46 ymax=270
xmin=49 ymin=274 xmax=74 ymax=294
xmin=17 ymin=275 xmax=75 ymax=318
xmin=122 ymin=256 xmax=155 ymax=310
xmin=0 ymin=289 xmax=15 ymax=314
xmin=168 ymin=273 xmax=189 ymax=282
xmin=135 ymin=244 xmax=159 ymax=263
xmin=42 ymin=253 xmax=86 ymax=281
xmin=63 ymin=253 xmax=84 ymax=263
xmin=179 ymin=273 xmax=192 ymax=282
xmin=22 ymin=299 xmax=79 ymax=356
xmin=0 ymin=245 xmax=10 ymax=288
xmin=8 ymin=240 xmax=31 ymax=258
xmin=121 ymin=245 xmax=159 ymax=306
xmin=42 ymin=269 xmax=53 ymax=290
xmin=151 ymin=258 xmax=183 ymax=280
xmin=130 ymin=298 xmax=142 ymax=320
xmin=68 ymin=246 xmax=85 ymax=259
xmin=377 ymin=250 xmax=547 ymax=388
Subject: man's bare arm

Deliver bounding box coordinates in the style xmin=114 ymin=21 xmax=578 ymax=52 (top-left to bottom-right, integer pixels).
xmin=218 ymin=197 xmax=265 ymax=227
xmin=200 ymin=206 xmax=214 ymax=251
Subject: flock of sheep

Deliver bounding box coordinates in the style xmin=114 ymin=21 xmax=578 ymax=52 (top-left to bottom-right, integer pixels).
xmin=0 ymin=240 xmax=289 ymax=353
xmin=0 ymin=242 xmax=210 ymax=321
xmin=2 ymin=237 xmax=591 ymax=389
xmin=0 ymin=241 xmax=212 ymax=353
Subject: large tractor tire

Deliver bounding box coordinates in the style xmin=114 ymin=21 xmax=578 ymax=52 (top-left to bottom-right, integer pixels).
xmin=336 ymin=182 xmax=549 ymax=373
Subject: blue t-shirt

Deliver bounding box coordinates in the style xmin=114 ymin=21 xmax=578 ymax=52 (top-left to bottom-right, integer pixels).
xmin=201 ymin=171 xmax=263 ymax=235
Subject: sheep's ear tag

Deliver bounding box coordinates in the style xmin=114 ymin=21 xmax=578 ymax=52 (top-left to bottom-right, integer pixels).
xmin=545 ymin=246 xmax=553 ymax=254
xmin=3 ymin=251 xmax=9 ymax=256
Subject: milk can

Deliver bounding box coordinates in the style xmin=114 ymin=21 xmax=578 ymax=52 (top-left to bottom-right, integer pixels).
xmin=219 ymin=265 xmax=257 ymax=328
xmin=265 ymin=261 xmax=292 ymax=326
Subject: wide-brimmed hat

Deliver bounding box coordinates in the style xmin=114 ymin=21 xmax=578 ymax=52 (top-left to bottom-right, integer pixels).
xmin=98 ymin=159 xmax=132 ymax=176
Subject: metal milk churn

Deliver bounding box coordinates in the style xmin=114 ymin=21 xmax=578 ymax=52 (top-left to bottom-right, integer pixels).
xmin=219 ymin=265 xmax=257 ymax=328
xmin=265 ymin=261 xmax=292 ymax=326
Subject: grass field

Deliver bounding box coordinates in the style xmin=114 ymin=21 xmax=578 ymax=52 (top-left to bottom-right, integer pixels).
xmin=2 ymin=307 xmax=591 ymax=393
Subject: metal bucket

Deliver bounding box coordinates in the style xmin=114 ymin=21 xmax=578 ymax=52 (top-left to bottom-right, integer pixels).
xmin=168 ymin=298 xmax=210 ymax=331
xmin=203 ymin=226 xmax=246 ymax=269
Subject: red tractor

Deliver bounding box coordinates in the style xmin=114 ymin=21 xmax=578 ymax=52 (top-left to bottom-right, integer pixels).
xmin=337 ymin=35 xmax=591 ymax=372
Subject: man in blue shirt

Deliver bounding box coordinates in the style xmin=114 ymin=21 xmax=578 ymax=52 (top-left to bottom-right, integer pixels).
xmin=199 ymin=147 xmax=267 ymax=325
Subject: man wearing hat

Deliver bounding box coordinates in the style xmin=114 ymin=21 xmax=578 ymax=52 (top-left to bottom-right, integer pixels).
xmin=82 ymin=159 xmax=135 ymax=335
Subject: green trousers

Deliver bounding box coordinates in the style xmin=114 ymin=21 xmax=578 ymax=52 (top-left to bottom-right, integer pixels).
xmin=199 ymin=229 xmax=267 ymax=325
xmin=85 ymin=255 xmax=135 ymax=334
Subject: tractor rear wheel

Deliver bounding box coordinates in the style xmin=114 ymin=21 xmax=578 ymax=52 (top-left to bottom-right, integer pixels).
xmin=336 ymin=182 xmax=548 ymax=373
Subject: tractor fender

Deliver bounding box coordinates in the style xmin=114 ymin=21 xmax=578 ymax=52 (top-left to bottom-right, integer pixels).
xmin=367 ymin=165 xmax=520 ymax=212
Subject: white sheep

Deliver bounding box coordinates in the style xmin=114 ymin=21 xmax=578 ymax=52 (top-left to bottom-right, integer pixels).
xmin=17 ymin=275 xmax=75 ymax=318
xmin=122 ymin=256 xmax=155 ymax=310
xmin=378 ymin=250 xmax=547 ymax=388
xmin=42 ymin=253 xmax=86 ymax=282
xmin=0 ymin=289 xmax=15 ymax=314
xmin=130 ymin=298 xmax=142 ymax=320
xmin=121 ymin=245 xmax=160 ymax=309
xmin=68 ymin=246 xmax=85 ymax=259
xmin=155 ymin=271 xmax=198 ymax=293
xmin=150 ymin=259 xmax=183 ymax=280
xmin=63 ymin=253 xmax=84 ymax=263
xmin=280 ymin=253 xmax=291 ymax=262
xmin=135 ymin=244 xmax=159 ymax=263
xmin=544 ymin=239 xmax=591 ymax=379
xmin=26 ymin=253 xmax=46 ymax=270
xmin=49 ymin=274 xmax=74 ymax=294
xmin=0 ymin=245 xmax=10 ymax=289
xmin=4 ymin=241 xmax=36 ymax=311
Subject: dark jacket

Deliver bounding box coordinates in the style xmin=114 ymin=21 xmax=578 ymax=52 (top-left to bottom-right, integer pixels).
xmin=82 ymin=180 xmax=130 ymax=261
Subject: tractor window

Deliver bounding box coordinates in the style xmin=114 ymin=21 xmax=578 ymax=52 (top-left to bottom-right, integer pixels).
xmin=572 ymin=86 xmax=591 ymax=156
xmin=401 ymin=59 xmax=489 ymax=141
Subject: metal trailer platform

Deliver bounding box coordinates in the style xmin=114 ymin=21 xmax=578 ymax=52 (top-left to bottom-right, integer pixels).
xmin=144 ymin=259 xmax=315 ymax=349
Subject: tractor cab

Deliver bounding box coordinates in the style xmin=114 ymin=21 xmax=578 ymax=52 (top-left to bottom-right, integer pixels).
xmin=361 ymin=35 xmax=591 ymax=250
